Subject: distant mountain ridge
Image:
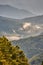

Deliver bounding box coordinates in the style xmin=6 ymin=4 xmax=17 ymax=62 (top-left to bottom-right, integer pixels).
xmin=22 ymin=15 xmax=43 ymax=24
xmin=0 ymin=5 xmax=33 ymax=19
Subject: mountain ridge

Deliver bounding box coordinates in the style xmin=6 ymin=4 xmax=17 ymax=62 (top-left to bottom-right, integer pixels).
xmin=0 ymin=5 xmax=33 ymax=19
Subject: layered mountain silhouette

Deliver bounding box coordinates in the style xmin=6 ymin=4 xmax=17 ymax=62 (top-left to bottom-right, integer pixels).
xmin=22 ymin=15 xmax=43 ymax=24
xmin=0 ymin=5 xmax=34 ymax=19
xmin=0 ymin=15 xmax=43 ymax=38
xmin=0 ymin=14 xmax=43 ymax=65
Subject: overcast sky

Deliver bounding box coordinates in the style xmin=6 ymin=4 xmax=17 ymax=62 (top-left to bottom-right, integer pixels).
xmin=0 ymin=0 xmax=43 ymax=15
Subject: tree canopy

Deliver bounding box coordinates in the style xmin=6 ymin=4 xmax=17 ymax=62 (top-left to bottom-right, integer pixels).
xmin=0 ymin=36 xmax=29 ymax=65
xmin=41 ymin=61 xmax=43 ymax=65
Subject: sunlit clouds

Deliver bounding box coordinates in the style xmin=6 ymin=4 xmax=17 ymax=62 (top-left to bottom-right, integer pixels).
xmin=0 ymin=22 xmax=43 ymax=41
xmin=19 ymin=22 xmax=43 ymax=37
xmin=23 ymin=22 xmax=31 ymax=29
xmin=19 ymin=22 xmax=42 ymax=31
xmin=6 ymin=35 xmax=21 ymax=41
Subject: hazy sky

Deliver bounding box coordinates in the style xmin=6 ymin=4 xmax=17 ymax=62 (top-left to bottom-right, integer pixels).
xmin=0 ymin=0 xmax=43 ymax=15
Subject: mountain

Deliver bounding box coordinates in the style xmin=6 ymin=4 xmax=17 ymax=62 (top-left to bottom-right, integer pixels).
xmin=0 ymin=14 xmax=43 ymax=65
xmin=0 ymin=16 xmax=43 ymax=40
xmin=0 ymin=5 xmax=33 ymax=19
xmin=29 ymin=53 xmax=43 ymax=65
xmin=0 ymin=0 xmax=43 ymax=15
xmin=0 ymin=16 xmax=19 ymax=32
xmin=12 ymin=35 xmax=43 ymax=58
xmin=22 ymin=15 xmax=43 ymax=24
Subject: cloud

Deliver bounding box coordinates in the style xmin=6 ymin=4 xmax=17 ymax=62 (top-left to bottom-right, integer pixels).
xmin=6 ymin=35 xmax=21 ymax=41
xmin=35 ymin=25 xmax=41 ymax=29
xmin=19 ymin=22 xmax=42 ymax=31
xmin=19 ymin=22 xmax=31 ymax=31
xmin=12 ymin=29 xmax=16 ymax=33
xmin=0 ymin=31 xmax=21 ymax=41
xmin=19 ymin=22 xmax=43 ymax=37
xmin=23 ymin=22 xmax=31 ymax=29
xmin=0 ymin=22 xmax=43 ymax=41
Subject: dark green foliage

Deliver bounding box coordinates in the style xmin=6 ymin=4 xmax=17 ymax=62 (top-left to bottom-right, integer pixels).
xmin=0 ymin=36 xmax=29 ymax=65
xmin=0 ymin=62 xmax=3 ymax=65
xmin=41 ymin=61 xmax=43 ymax=65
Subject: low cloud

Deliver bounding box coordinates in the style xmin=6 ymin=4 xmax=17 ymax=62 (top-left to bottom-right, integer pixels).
xmin=0 ymin=22 xmax=43 ymax=41
xmin=0 ymin=31 xmax=21 ymax=41
xmin=6 ymin=35 xmax=21 ymax=41
xmin=19 ymin=22 xmax=43 ymax=37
